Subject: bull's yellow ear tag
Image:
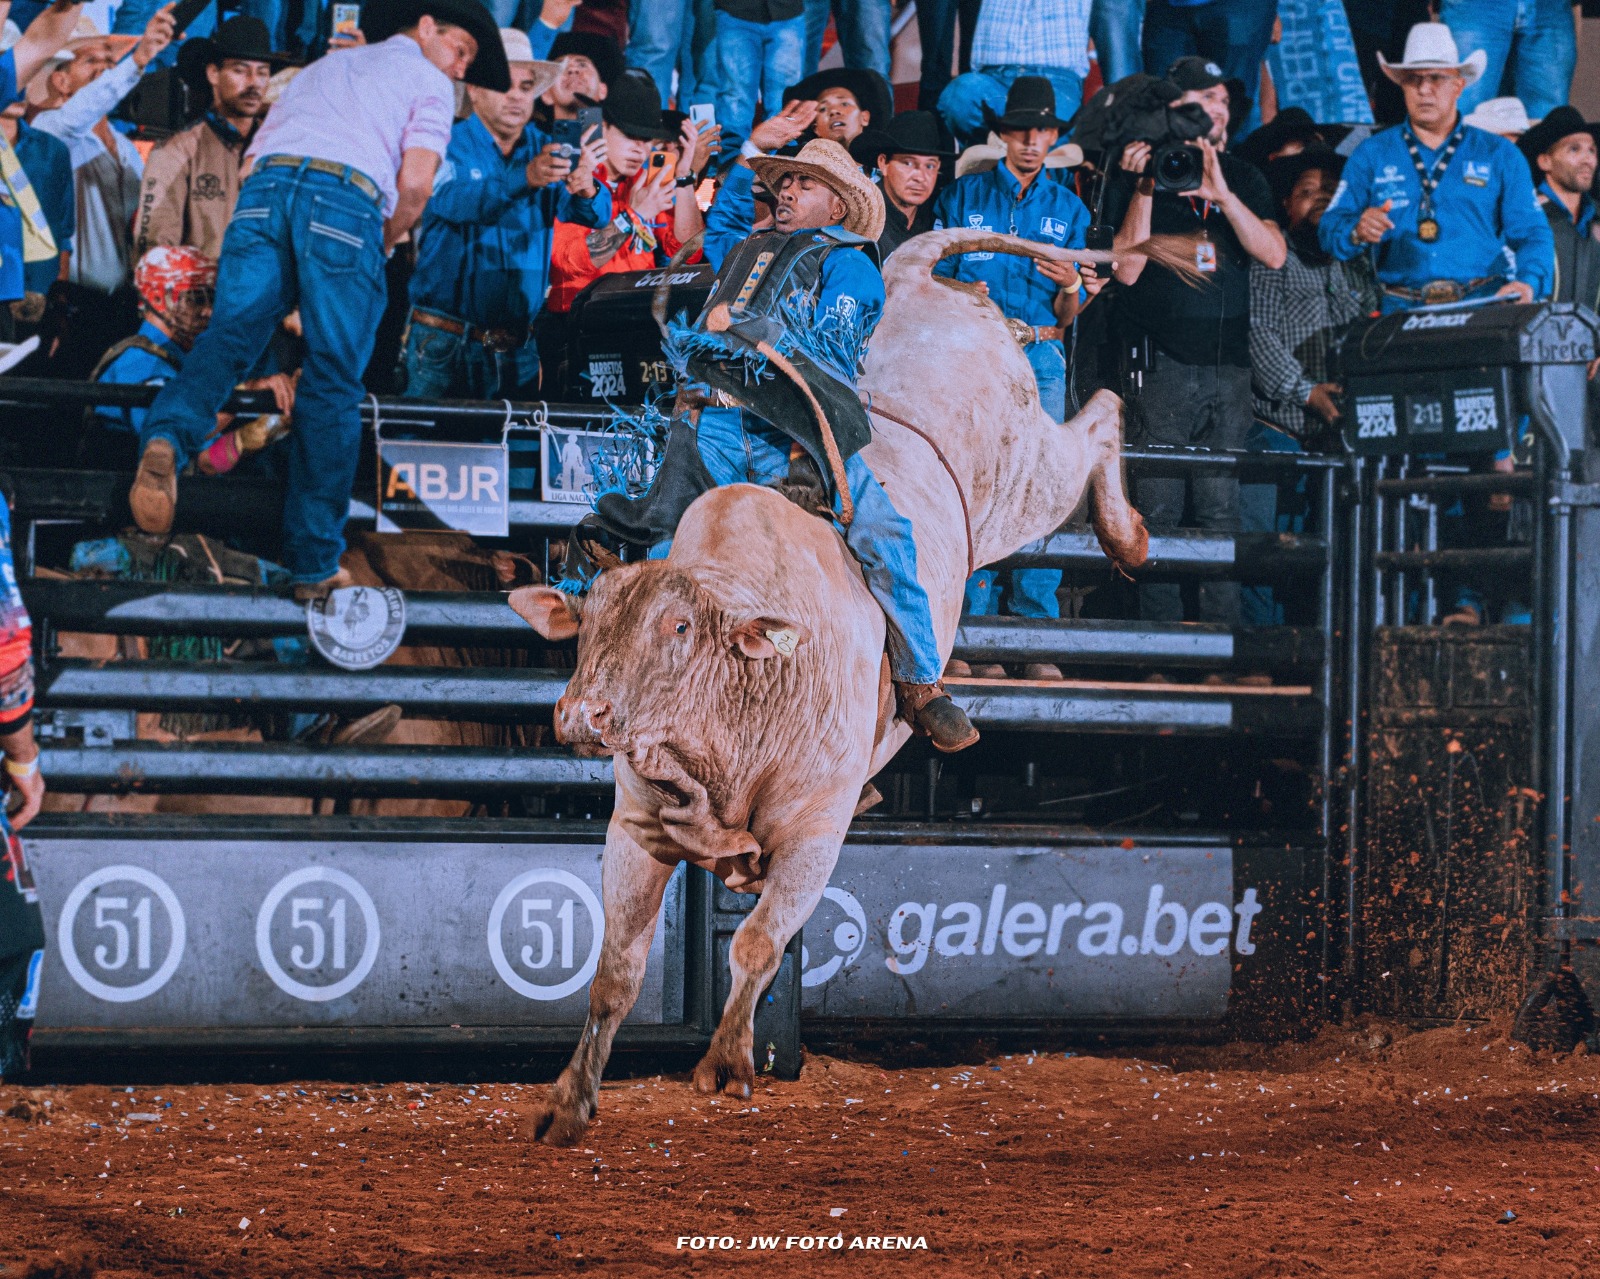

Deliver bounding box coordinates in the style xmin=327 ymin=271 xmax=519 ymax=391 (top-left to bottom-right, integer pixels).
xmin=766 ymin=628 xmax=798 ymax=656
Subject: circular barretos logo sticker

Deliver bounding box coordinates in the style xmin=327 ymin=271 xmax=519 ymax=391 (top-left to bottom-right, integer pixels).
xmin=306 ymin=585 xmax=406 ymax=670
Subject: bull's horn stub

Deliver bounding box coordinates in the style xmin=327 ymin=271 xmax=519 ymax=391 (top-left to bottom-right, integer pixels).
xmin=767 ymin=627 xmax=798 ymax=656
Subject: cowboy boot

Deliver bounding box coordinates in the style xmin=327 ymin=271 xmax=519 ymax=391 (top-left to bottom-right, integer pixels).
xmin=896 ymin=680 xmax=980 ymax=753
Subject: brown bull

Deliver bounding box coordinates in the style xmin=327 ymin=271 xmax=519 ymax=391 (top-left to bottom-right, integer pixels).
xmin=511 ymin=228 xmax=1174 ymax=1145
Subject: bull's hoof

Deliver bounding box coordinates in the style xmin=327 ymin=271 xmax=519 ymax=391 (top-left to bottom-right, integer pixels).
xmin=692 ymin=1051 xmax=756 ymax=1100
xmin=532 ymin=1101 xmax=593 ymax=1147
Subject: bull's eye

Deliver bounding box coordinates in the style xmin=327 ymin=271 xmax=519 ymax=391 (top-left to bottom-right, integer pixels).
xmin=674 ymin=621 xmax=688 ymax=635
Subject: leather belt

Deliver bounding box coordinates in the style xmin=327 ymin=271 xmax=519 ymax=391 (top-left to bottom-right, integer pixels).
xmin=1004 ymin=317 xmax=1065 ymax=347
xmin=258 ymin=154 xmax=382 ymax=205
xmin=1382 ymin=276 xmax=1501 ymax=306
xmin=410 ymin=307 xmax=534 ymax=354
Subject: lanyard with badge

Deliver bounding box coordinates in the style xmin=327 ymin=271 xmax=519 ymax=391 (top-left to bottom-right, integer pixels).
xmin=1402 ymin=120 xmax=1465 ymax=244
xmin=1187 ymin=197 xmax=1217 ymax=272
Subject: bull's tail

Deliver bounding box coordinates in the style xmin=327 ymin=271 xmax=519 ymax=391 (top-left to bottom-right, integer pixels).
xmin=1079 ymin=389 xmax=1149 ymax=571
xmin=882 ymin=227 xmax=1210 ymax=292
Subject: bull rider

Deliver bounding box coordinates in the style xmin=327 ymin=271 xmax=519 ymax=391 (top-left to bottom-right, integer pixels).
xmin=583 ymin=137 xmax=980 ymax=753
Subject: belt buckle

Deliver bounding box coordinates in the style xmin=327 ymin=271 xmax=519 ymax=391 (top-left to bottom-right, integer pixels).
xmin=1421 ymin=281 xmax=1462 ymax=305
xmin=482 ymin=328 xmax=519 ymax=353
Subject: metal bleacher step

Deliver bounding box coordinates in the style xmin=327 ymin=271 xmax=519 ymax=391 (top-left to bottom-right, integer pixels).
xmin=37 ymin=741 xmax=612 ymax=797
xmin=29 ymin=582 xmax=1323 ymax=670
xmin=36 ymin=657 xmax=1324 ymax=739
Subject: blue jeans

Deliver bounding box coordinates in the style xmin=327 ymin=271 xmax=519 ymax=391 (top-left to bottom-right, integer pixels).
xmin=964 ymin=340 xmax=1067 ymax=620
xmin=668 ymin=408 xmax=943 ymax=684
xmin=939 ymin=64 xmax=1085 ymax=151
xmin=914 ymin=0 xmax=982 ymax=110
xmin=1238 ymin=420 xmax=1304 ymax=627
xmin=400 ymin=311 xmax=541 ymax=401
xmin=628 ymin=0 xmax=693 ymax=103
xmin=714 ymin=13 xmax=808 ymax=152
xmin=1142 ymin=0 xmax=1277 ymax=138
xmin=802 ymin=0 xmax=892 ymax=79
xmin=1091 ymin=0 xmax=1147 ymax=84
xmin=139 ymin=163 xmax=387 ymax=584
xmin=1442 ymin=0 xmax=1577 ymax=120
xmin=677 ymin=0 xmax=722 ymax=112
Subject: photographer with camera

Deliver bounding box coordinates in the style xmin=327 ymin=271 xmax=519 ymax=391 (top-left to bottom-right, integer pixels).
xmin=1107 ymin=56 xmax=1284 ymax=630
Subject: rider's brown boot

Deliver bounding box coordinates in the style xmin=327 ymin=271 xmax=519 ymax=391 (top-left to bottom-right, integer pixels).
xmin=896 ymin=681 xmax=980 ymax=753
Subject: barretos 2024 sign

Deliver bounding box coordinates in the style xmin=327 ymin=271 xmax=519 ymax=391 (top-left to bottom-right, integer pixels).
xmin=24 ymin=835 xmax=1262 ymax=1032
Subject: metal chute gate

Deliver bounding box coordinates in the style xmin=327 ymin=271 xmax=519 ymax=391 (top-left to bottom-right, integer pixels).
xmin=4 ymin=298 xmax=1588 ymax=1074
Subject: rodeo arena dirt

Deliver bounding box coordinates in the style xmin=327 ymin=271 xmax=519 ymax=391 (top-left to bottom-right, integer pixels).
xmin=9 ymin=0 xmax=1600 ymax=1275
xmin=0 ymin=1024 xmax=1599 ymax=1275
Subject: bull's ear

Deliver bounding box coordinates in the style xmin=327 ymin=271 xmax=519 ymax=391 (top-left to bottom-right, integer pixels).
xmin=508 ymin=586 xmax=581 ymax=641
xmin=729 ymin=617 xmax=810 ymax=660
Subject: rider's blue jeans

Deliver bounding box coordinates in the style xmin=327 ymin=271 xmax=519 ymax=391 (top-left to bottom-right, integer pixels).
xmin=653 ymin=407 xmax=944 ymax=686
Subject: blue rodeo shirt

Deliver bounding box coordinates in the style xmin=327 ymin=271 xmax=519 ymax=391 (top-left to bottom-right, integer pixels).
xmin=931 ymin=162 xmax=1091 ymax=328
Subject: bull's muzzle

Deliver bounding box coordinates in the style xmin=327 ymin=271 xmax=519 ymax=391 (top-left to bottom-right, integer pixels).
xmin=554 ymin=692 xmax=612 ymax=753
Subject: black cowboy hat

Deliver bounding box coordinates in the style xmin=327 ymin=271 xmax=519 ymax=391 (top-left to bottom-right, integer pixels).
xmin=849 ymin=109 xmax=953 ymax=169
xmin=1517 ymin=104 xmax=1600 ymax=169
xmin=1266 ymin=145 xmax=1345 ymax=209
xmin=176 ymin=15 xmax=296 ymax=103
xmin=360 ymin=0 xmax=509 ymax=91
xmin=177 ymin=15 xmax=296 ymax=77
xmin=782 ymin=67 xmax=893 ymax=129
xmin=548 ymin=30 xmax=625 ymax=87
xmin=981 ymin=75 xmax=1073 ymax=134
xmin=602 ymin=67 xmax=677 ymax=141
xmin=1234 ymin=105 xmax=1322 ymax=170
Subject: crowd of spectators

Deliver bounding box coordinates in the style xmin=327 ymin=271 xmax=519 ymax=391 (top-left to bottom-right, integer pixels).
xmin=0 ymin=0 xmax=1587 ymax=634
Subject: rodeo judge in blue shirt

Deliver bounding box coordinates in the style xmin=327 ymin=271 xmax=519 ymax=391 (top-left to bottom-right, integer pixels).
xmin=404 ymin=27 xmax=609 ymax=401
xmin=1320 ymin=22 xmax=1554 ymax=312
xmin=931 ymin=75 xmax=1102 ymax=676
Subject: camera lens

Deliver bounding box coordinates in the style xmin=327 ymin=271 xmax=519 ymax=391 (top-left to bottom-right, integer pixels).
xmin=1153 ymin=143 xmax=1203 ymax=193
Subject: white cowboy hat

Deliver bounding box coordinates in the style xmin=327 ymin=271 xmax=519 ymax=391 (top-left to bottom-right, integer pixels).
xmin=954 ymin=132 xmax=1084 ymax=180
xmin=498 ymin=28 xmax=563 ymax=99
xmin=748 ymin=138 xmax=886 ymax=240
xmin=1463 ymin=96 xmax=1534 ymax=136
xmin=1378 ymin=23 xmax=1487 ymax=86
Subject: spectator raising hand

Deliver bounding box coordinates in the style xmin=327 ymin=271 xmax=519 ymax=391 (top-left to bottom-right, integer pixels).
xmin=131 ymin=2 xmax=176 ymax=68
xmin=746 ymin=99 xmax=819 ymax=158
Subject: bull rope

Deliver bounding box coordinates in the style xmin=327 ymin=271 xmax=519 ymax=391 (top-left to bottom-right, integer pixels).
xmin=863 ymin=396 xmax=975 ymax=577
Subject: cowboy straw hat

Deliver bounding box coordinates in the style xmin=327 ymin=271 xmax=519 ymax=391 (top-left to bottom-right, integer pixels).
xmin=498 ymin=28 xmax=562 ymax=99
xmin=954 ymin=132 xmax=1083 ymax=179
xmin=748 ymin=138 xmax=886 ymax=240
xmin=1378 ymin=23 xmax=1487 ymax=86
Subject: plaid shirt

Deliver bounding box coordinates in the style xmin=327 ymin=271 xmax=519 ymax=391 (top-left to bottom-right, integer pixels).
xmin=1249 ymin=244 xmax=1378 ymax=440
xmin=970 ymin=0 xmax=1091 ymax=74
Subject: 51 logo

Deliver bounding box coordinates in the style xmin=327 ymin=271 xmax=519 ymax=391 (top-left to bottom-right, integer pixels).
xmin=255 ymin=866 xmax=382 ymax=1002
xmin=57 ymin=865 xmax=187 ymax=1003
xmin=487 ymin=868 xmax=603 ymax=1001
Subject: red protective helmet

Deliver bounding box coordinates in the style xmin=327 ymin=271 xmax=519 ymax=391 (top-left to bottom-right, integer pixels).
xmin=134 ymin=245 xmax=217 ymax=314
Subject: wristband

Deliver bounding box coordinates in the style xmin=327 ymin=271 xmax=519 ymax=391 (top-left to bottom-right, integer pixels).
xmin=4 ymin=754 xmax=38 ymax=779
xmin=675 ymin=174 xmax=696 ymax=189
xmin=739 ymin=139 xmax=764 ymax=160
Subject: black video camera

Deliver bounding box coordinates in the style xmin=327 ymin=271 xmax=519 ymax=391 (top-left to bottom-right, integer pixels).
xmin=1073 ymin=73 xmax=1213 ymax=193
